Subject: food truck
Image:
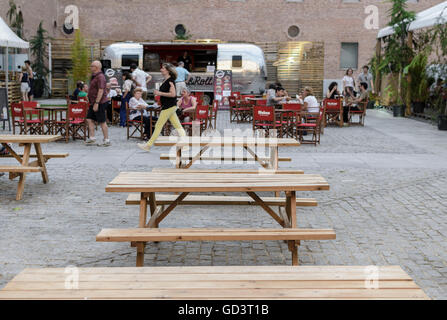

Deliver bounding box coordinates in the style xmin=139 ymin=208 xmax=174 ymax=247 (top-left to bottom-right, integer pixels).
xmin=101 ymin=41 xmax=267 ymax=103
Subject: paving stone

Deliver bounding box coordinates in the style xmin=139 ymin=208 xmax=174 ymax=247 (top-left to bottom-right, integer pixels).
xmin=1 ymin=110 xmax=447 ymax=299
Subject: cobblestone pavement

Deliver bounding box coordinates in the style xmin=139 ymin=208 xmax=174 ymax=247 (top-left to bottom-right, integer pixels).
xmin=1 ymin=109 xmax=447 ymax=299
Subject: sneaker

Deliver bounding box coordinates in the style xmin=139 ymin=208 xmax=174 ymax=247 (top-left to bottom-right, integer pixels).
xmin=85 ymin=138 xmax=97 ymax=145
xmin=137 ymin=143 xmax=151 ymax=152
xmin=98 ymin=139 xmax=111 ymax=147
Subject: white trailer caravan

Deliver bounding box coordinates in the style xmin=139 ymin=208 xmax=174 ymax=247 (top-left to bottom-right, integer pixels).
xmin=102 ymin=41 xmax=268 ymax=101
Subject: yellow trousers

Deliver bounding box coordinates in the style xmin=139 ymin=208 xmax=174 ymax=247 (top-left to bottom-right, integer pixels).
xmin=147 ymin=106 xmax=186 ymax=147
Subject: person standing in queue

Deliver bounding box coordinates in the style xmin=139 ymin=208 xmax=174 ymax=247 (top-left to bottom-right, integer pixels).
xmin=85 ymin=61 xmax=111 ymax=147
xmin=178 ymin=51 xmax=192 ymax=71
xmin=138 ymin=63 xmax=186 ymax=152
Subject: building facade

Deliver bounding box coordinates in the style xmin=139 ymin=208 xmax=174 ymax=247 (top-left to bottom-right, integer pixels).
xmin=0 ymin=0 xmax=442 ymax=90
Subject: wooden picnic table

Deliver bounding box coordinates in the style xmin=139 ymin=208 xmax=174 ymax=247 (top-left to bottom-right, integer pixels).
xmin=0 ymin=135 xmax=65 ymax=200
xmin=155 ymin=136 xmax=299 ymax=169
xmin=0 ymin=266 xmax=429 ymax=300
xmin=101 ymin=170 xmax=332 ymax=266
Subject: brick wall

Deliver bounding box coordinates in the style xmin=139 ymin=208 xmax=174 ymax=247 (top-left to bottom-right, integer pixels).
xmin=0 ymin=0 xmax=441 ymax=81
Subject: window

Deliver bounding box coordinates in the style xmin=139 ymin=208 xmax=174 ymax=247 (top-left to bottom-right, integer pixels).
xmin=287 ymin=25 xmax=300 ymax=38
xmin=174 ymin=24 xmax=186 ymax=37
xmin=340 ymin=43 xmax=358 ymax=70
xmin=122 ymin=55 xmax=139 ymax=68
xmin=232 ymin=55 xmax=242 ymax=68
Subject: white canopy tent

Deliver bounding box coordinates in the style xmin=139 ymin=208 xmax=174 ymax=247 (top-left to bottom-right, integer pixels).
xmin=377 ymin=1 xmax=447 ymax=39
xmin=0 ymin=16 xmax=29 ymax=130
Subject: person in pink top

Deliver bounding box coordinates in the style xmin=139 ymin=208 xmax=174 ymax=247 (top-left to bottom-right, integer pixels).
xmin=176 ymin=87 xmax=197 ymax=120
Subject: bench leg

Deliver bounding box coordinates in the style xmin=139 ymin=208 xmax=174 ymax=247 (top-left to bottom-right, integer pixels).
xmin=136 ymin=242 xmax=145 ymax=267
xmin=16 ymin=144 xmax=31 ymax=201
xmin=286 ymin=191 xmax=299 ymax=266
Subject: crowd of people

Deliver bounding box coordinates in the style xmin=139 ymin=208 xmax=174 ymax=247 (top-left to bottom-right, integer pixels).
xmin=69 ymin=60 xmax=195 ymax=150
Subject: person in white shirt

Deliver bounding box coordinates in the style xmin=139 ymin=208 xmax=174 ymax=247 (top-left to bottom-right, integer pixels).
xmin=128 ymin=88 xmax=157 ymax=140
xmin=301 ymin=87 xmax=320 ymax=113
xmin=343 ymin=68 xmax=356 ymax=100
xmin=130 ymin=63 xmax=152 ymax=100
xmin=175 ymin=62 xmax=192 ymax=97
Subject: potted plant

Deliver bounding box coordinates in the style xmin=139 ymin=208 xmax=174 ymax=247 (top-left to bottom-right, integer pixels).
xmin=403 ymin=51 xmax=429 ymax=114
xmin=29 ymin=21 xmax=51 ymax=98
xmin=385 ymin=84 xmax=405 ymax=117
xmin=379 ymin=0 xmax=416 ymax=116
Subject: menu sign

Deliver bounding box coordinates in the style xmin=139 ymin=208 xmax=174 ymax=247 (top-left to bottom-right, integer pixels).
xmin=214 ymin=70 xmax=232 ymax=110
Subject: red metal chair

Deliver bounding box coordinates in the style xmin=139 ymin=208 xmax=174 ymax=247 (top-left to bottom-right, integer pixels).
xmin=55 ymin=102 xmax=88 ymax=142
xmin=253 ymin=105 xmax=280 ymax=137
xmin=111 ymin=100 xmax=121 ymax=125
xmin=11 ymin=103 xmax=25 ymax=135
xmin=208 ymin=100 xmax=219 ymax=130
xmin=324 ymin=99 xmax=343 ymax=127
xmin=348 ymin=99 xmax=368 ymax=126
xmin=241 ymin=94 xmax=255 ymax=101
xmin=182 ymin=104 xmax=209 ymax=136
xmin=232 ymin=91 xmax=241 ymax=100
xmin=126 ymin=101 xmax=145 ymax=140
xmin=278 ymin=103 xmax=302 ymax=139
xmin=21 ymin=101 xmax=43 ymax=135
xmin=191 ymin=92 xmax=205 ymax=105
xmin=297 ymin=110 xmax=323 ymax=146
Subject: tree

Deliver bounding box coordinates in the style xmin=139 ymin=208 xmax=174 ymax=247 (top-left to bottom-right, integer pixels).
xmin=380 ymin=0 xmax=416 ymax=115
xmin=7 ymin=0 xmax=24 ymax=39
xmin=29 ymin=21 xmax=51 ymax=98
xmin=68 ymin=30 xmax=90 ymax=91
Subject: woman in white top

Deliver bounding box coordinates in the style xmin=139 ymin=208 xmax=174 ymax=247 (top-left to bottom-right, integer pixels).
xmin=302 ymin=86 xmax=320 ymax=113
xmin=120 ymin=71 xmax=134 ymax=127
xmin=128 ymin=88 xmax=157 ymax=139
xmin=343 ymin=68 xmax=356 ymax=100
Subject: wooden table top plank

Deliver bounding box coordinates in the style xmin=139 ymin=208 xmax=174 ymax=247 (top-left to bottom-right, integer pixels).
xmin=0 ymin=266 xmax=429 ymax=300
xmin=3 ymin=280 xmax=420 ymax=291
xmin=7 ymin=272 xmax=415 ymax=283
xmin=0 ymin=289 xmax=429 ymax=300
xmin=0 ymin=135 xmax=62 ymax=143
xmin=106 ymin=172 xmax=330 ymax=192
xmin=153 ymin=136 xmax=300 ymax=147
xmin=14 ymin=265 xmax=411 ymax=276
xmin=151 ymin=168 xmax=305 ymax=174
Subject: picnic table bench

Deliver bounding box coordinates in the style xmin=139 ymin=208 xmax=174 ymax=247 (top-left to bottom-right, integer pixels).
xmin=99 ymin=170 xmax=334 ymax=266
xmin=154 ymin=136 xmax=299 ymax=169
xmin=0 ymin=266 xmax=429 ymax=300
xmin=0 ymin=135 xmax=67 ymax=200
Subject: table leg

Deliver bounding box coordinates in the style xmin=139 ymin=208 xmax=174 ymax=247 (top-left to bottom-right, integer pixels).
xmin=148 ymin=192 xmax=158 ymax=228
xmin=139 ymin=192 xmax=148 ymax=228
xmin=286 ymin=191 xmax=298 ymax=266
xmin=34 ymin=143 xmax=49 ymax=184
xmin=136 ymin=243 xmax=145 ymax=267
xmin=136 ymin=192 xmax=149 ymax=267
xmin=16 ymin=143 xmax=31 ymax=201
xmin=176 ymin=146 xmax=182 ymax=168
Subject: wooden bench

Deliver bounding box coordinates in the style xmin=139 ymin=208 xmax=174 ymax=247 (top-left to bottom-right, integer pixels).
xmin=96 ymin=228 xmax=336 ymax=266
xmin=0 ymin=166 xmax=42 ymax=173
xmin=151 ymin=168 xmax=304 ymax=174
xmin=126 ymin=193 xmax=318 ymax=207
xmin=0 ymin=153 xmax=69 ymax=159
